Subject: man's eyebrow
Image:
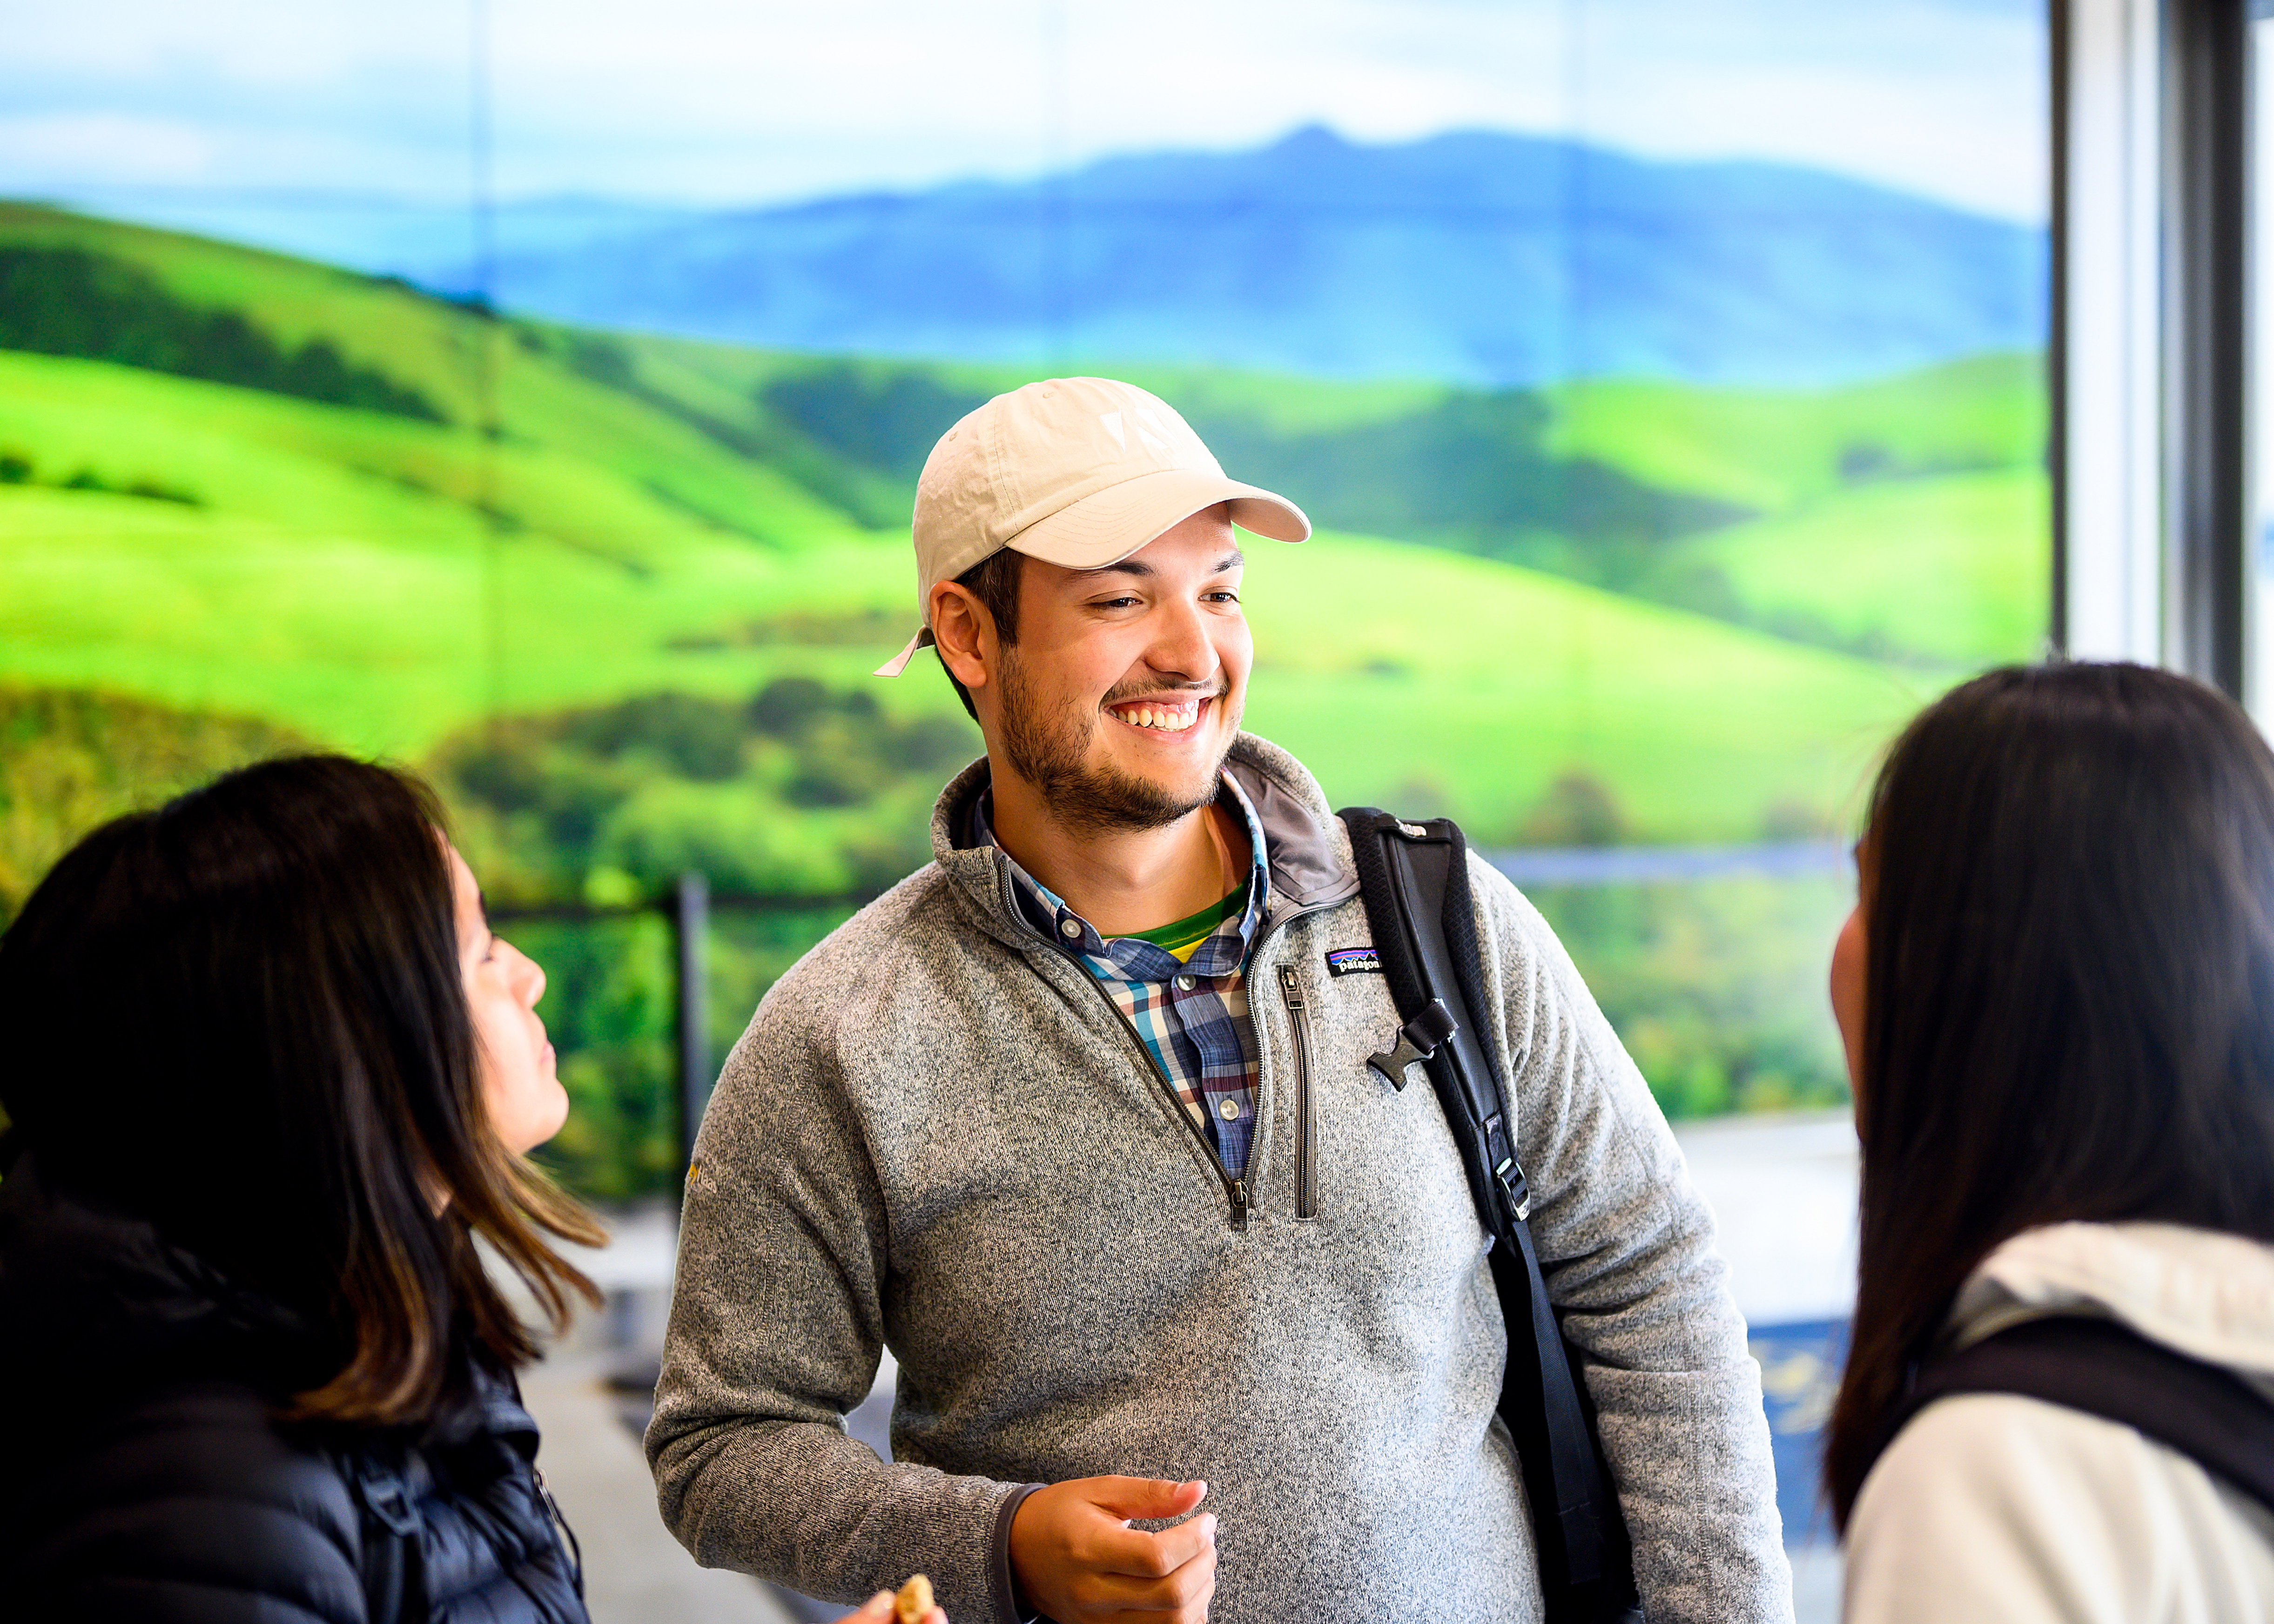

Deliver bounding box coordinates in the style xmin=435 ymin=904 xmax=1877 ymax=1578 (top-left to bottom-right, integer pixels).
xmin=1076 ymin=549 xmax=1245 ymax=581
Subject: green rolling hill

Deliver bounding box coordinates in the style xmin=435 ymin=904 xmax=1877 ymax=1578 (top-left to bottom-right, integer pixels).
xmin=0 ymin=202 xmax=2032 ymax=872
xmin=1547 ymin=354 xmax=2046 ymax=513
xmin=0 ymin=350 xmax=907 ymax=756
xmin=1668 ymin=470 xmax=2050 ymax=666
xmin=1549 ymin=357 xmax=2050 ymax=666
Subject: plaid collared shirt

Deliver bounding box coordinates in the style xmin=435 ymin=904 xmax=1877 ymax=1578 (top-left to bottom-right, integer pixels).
xmin=973 ymin=774 xmax=1270 ymax=1177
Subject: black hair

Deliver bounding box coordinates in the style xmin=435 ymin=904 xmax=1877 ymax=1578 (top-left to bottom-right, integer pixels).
xmin=1823 ymin=663 xmax=2274 ymax=1524
xmin=940 ymin=548 xmax=1025 ymax=722
xmin=0 ymin=754 xmax=601 ymax=1425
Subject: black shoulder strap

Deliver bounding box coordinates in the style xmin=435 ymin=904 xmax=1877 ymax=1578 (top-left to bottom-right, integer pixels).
xmin=335 ymin=1446 xmax=424 ymax=1624
xmin=1338 ymin=808 xmax=1639 ymax=1624
xmin=1882 ymin=1315 xmax=2274 ymax=1515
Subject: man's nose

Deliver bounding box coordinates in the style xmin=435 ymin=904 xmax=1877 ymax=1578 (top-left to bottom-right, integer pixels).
xmin=1146 ymin=597 xmax=1220 ymax=683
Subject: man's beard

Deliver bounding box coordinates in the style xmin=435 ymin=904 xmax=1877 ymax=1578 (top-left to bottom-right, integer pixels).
xmin=997 ymin=651 xmax=1237 ymax=835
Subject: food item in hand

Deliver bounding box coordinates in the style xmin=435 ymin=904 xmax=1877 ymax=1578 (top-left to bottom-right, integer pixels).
xmin=895 ymin=1574 xmax=933 ymax=1624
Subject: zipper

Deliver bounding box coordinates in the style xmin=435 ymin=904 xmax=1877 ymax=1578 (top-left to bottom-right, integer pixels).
xmin=1053 ymin=958 xmax=1254 ymax=1231
xmin=1277 ymin=965 xmax=1318 ymax=1219
xmin=1016 ymin=897 xmax=1342 ymax=1232
xmin=533 ymin=1465 xmax=584 ymax=1583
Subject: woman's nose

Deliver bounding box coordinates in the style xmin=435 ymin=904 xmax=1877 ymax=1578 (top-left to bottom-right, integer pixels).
xmin=508 ymin=942 xmax=546 ymax=1008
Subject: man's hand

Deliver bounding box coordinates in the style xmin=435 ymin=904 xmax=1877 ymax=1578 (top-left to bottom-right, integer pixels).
xmin=837 ymin=1591 xmax=946 ymax=1624
xmin=1009 ymin=1476 xmax=1217 ymax=1623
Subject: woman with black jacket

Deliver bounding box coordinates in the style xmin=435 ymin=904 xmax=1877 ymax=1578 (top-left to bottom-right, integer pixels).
xmin=0 ymin=756 xmax=606 ymax=1622
xmin=0 ymin=756 xmax=949 ymax=1624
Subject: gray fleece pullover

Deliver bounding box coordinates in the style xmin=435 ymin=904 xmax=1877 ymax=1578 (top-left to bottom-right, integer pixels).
xmin=648 ymin=735 xmax=1790 ymax=1624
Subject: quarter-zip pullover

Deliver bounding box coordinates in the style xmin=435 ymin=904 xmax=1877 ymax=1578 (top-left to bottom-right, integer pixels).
xmin=648 ymin=734 xmax=1791 ymax=1624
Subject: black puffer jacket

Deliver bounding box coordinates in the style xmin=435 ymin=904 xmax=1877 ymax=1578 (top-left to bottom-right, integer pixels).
xmin=0 ymin=1162 xmax=589 ymax=1624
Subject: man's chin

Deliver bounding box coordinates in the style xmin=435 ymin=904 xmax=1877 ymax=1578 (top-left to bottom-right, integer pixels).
xmin=1038 ymin=742 xmax=1224 ymax=834
xmin=1106 ymin=717 xmax=1239 ymax=785
xmin=1099 ymin=745 xmax=1218 ymax=797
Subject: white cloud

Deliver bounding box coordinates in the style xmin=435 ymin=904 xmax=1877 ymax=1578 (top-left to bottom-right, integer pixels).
xmin=0 ymin=114 xmax=222 ymax=185
xmin=2 ymin=0 xmax=2048 ymax=220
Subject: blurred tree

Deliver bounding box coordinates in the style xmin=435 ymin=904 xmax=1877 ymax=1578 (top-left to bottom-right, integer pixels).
xmin=0 ymin=687 xmax=308 ymax=920
xmin=1518 ymin=771 xmax=1630 ymax=847
xmin=0 ymin=246 xmax=443 ymax=420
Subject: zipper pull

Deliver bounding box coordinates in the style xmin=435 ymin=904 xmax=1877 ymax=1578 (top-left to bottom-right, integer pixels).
xmin=1229 ymin=1178 xmax=1250 ymax=1228
xmin=1277 ymin=963 xmax=1305 ymax=1008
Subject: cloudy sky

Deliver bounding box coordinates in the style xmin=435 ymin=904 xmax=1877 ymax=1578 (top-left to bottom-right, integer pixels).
xmin=4 ymin=0 xmax=2047 ymax=222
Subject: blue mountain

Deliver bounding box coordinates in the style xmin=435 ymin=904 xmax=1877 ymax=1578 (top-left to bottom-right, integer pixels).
xmin=470 ymin=124 xmax=2045 ymax=387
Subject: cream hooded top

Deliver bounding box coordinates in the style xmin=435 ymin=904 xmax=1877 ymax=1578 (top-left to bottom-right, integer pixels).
xmin=1845 ymin=1222 xmax=2274 ymax=1623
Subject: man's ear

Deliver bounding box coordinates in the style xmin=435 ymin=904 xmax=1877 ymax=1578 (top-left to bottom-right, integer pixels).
xmin=929 ymin=580 xmax=993 ymax=693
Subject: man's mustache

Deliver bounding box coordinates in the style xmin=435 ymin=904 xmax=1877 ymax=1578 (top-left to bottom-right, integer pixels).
xmin=1097 ymin=680 xmax=1227 ymax=707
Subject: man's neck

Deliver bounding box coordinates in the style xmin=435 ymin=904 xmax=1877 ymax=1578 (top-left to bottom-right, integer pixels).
xmin=987 ymin=762 xmax=1248 ymax=939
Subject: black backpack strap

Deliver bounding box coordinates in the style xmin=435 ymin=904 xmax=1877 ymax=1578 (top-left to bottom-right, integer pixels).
xmin=334 ymin=1446 xmax=424 ymax=1624
xmin=1339 ymin=808 xmax=1639 ymax=1624
xmin=1878 ymin=1315 xmax=2274 ymax=1515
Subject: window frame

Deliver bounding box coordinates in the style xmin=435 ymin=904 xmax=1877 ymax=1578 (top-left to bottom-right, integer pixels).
xmin=2052 ymin=0 xmax=2251 ymax=700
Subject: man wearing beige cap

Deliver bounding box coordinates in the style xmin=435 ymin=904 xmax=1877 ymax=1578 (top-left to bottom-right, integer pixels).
xmin=649 ymin=379 xmax=1788 ymax=1624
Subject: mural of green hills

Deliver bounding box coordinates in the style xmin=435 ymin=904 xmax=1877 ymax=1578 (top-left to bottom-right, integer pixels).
xmin=0 ymin=202 xmax=2039 ymax=868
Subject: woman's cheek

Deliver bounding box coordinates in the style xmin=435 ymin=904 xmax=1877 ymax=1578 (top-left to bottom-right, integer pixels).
xmin=1830 ymin=905 xmax=1867 ymax=1094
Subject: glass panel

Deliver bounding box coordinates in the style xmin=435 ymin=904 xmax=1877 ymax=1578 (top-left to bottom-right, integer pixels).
xmin=499 ymin=903 xmax=858 ymax=1202
xmin=2 ymin=7 xmax=2045 ymax=1607
xmin=509 ymin=913 xmax=682 ymax=1202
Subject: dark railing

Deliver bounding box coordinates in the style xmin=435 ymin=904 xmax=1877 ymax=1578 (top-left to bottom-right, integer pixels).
xmin=673 ymin=873 xmax=707 ymax=1164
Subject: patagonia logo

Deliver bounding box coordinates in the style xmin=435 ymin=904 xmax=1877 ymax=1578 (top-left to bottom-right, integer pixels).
xmin=1325 ymin=946 xmax=1382 ymax=977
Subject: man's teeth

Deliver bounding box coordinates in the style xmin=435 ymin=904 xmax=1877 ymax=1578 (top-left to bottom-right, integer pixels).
xmin=1115 ymin=702 xmax=1200 ymax=732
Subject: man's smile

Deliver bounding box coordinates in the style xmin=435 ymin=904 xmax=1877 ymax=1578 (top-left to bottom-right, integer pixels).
xmin=1105 ymin=694 xmax=1211 ymax=734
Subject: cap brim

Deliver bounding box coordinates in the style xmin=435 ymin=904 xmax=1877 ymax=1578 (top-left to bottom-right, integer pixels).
xmin=873 ymin=626 xmax=933 ymax=677
xmin=1006 ymin=467 xmax=1310 ymax=570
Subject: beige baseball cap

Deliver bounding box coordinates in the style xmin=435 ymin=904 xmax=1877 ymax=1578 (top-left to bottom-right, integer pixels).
xmin=874 ymin=376 xmax=1311 ymax=675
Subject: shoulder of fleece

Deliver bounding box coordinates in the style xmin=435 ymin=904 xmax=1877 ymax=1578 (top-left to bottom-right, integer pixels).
xmin=736 ymin=862 xmax=981 ymax=1049
xmin=1461 ymin=846 xmax=1567 ymax=977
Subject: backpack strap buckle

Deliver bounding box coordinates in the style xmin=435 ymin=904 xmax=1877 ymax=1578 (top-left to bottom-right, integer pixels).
xmin=1367 ymin=998 xmax=1459 ymax=1090
xmin=1494 ymin=1152 xmax=1532 ymax=1223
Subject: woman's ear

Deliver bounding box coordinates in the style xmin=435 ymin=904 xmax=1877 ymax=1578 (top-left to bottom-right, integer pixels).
xmin=928 ymin=580 xmax=993 ymax=694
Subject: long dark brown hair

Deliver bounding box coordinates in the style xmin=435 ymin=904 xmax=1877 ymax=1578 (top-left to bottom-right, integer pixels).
xmin=0 ymin=755 xmax=602 ymax=1425
xmin=1823 ymin=663 xmax=2274 ymax=1524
